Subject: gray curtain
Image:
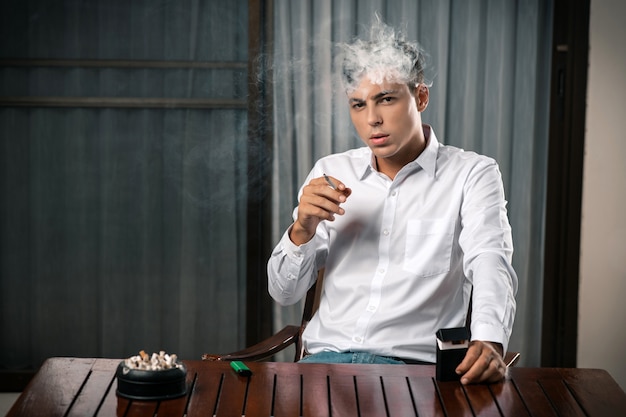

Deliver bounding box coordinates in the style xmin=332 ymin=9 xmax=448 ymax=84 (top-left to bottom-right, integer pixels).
xmin=271 ymin=0 xmax=552 ymax=366
xmin=0 ymin=0 xmax=249 ymax=369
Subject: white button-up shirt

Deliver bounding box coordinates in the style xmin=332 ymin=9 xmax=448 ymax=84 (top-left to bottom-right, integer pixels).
xmin=267 ymin=127 xmax=517 ymax=363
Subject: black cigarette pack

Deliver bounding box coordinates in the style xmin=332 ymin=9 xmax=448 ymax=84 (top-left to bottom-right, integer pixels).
xmin=436 ymin=327 xmax=469 ymax=381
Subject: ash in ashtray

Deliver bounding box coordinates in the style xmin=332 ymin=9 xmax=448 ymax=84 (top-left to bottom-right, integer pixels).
xmin=124 ymin=350 xmax=182 ymax=371
xmin=117 ymin=350 xmax=187 ymax=400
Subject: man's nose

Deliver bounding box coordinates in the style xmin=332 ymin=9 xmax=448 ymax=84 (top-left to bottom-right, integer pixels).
xmin=367 ymin=106 xmax=382 ymax=126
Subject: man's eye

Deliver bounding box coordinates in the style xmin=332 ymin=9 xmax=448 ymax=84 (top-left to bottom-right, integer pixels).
xmin=351 ymin=102 xmax=365 ymax=109
xmin=381 ymin=97 xmax=394 ymax=104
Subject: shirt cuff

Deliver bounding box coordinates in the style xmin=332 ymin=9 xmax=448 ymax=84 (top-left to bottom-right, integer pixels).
xmin=470 ymin=320 xmax=510 ymax=354
xmin=281 ymin=224 xmax=317 ymax=261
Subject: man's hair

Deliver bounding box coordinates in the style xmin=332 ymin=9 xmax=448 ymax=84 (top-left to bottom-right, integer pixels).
xmin=338 ymin=16 xmax=429 ymax=93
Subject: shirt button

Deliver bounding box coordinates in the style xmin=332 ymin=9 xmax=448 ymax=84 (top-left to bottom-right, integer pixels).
xmin=378 ymin=268 xmax=385 ymax=274
xmin=353 ymin=336 xmax=363 ymax=343
xmin=383 ymin=229 xmax=389 ymax=236
xmin=367 ymin=305 xmax=376 ymax=312
xmin=391 ymin=191 xmax=397 ymax=197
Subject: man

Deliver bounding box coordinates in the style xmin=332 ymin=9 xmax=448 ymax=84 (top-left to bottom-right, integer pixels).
xmin=267 ymin=20 xmax=517 ymax=384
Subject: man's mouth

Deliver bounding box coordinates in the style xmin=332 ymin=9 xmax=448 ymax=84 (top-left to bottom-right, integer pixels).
xmin=369 ymin=133 xmax=389 ymax=145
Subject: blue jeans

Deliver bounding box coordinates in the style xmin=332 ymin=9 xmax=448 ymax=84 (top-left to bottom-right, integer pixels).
xmin=298 ymin=351 xmax=407 ymax=365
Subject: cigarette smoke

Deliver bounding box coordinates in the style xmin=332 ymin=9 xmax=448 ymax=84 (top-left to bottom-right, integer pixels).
xmin=337 ymin=14 xmax=432 ymax=93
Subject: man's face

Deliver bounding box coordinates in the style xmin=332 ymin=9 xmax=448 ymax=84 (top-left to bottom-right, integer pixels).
xmin=348 ymin=77 xmax=429 ymax=169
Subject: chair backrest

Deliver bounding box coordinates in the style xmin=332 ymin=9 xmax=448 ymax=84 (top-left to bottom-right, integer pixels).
xmin=301 ymin=269 xmax=325 ymax=325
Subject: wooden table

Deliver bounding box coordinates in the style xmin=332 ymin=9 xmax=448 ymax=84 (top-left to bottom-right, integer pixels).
xmin=7 ymin=357 xmax=626 ymax=416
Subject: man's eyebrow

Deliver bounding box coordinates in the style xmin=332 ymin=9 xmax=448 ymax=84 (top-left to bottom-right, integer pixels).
xmin=372 ymin=89 xmax=397 ymax=100
xmin=349 ymin=89 xmax=398 ymax=103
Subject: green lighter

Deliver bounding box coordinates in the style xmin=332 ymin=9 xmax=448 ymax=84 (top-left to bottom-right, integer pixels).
xmin=230 ymin=361 xmax=252 ymax=377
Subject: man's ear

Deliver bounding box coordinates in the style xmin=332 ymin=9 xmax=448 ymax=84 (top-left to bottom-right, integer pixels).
xmin=416 ymin=84 xmax=429 ymax=112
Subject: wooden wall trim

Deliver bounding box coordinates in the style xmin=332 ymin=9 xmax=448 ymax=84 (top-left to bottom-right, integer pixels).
xmin=0 ymin=97 xmax=246 ymax=109
xmin=245 ymin=0 xmax=274 ymax=346
xmin=0 ymin=59 xmax=248 ymax=109
xmin=542 ymin=0 xmax=590 ymax=367
xmin=0 ymin=59 xmax=247 ymax=69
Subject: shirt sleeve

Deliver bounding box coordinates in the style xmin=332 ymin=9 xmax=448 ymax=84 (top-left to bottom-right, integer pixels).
xmin=267 ymin=224 xmax=321 ymax=306
xmin=459 ymin=158 xmax=518 ymax=353
xmin=267 ymin=165 xmax=330 ymax=306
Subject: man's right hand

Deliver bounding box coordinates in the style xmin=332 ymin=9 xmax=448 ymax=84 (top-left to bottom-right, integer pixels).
xmin=289 ymin=175 xmax=351 ymax=245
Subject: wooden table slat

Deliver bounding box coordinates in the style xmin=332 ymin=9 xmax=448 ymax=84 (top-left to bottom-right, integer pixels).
xmin=243 ymin=370 xmax=274 ymax=416
xmin=185 ymin=368 xmax=223 ymax=417
xmin=381 ymin=376 xmax=418 ymax=417
xmin=124 ymin=401 xmax=159 ymax=417
xmin=435 ymin=381 xmax=475 ymax=417
xmin=354 ymin=374 xmax=390 ymax=417
xmin=539 ymin=378 xmax=587 ymax=417
xmin=7 ymin=357 xmax=96 ymax=417
xmin=463 ymin=383 xmax=502 ymax=417
xmin=560 ymin=368 xmax=626 ymax=416
xmin=272 ymin=373 xmax=301 ymax=417
xmin=302 ymin=371 xmax=330 ymax=417
xmin=511 ymin=369 xmax=562 ymax=417
xmin=213 ymin=370 xmax=249 ymax=416
xmin=328 ymin=374 xmax=359 ymax=416
xmin=153 ymin=396 xmax=188 ymax=416
xmin=407 ymin=376 xmax=446 ymax=416
xmin=66 ymin=359 xmax=119 ymax=417
xmin=488 ymin=379 xmax=531 ymax=417
xmin=99 ymin=379 xmax=122 ymax=417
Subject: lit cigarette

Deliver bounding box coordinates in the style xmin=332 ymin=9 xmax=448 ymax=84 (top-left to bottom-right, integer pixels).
xmin=323 ymin=173 xmax=338 ymax=190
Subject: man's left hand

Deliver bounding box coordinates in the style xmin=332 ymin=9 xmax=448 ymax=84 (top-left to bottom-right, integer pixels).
xmin=455 ymin=340 xmax=506 ymax=384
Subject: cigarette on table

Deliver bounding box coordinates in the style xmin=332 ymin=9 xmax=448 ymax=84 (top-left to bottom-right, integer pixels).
xmin=323 ymin=173 xmax=338 ymax=190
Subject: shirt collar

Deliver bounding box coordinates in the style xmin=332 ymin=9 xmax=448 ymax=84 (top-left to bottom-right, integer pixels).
xmin=358 ymin=124 xmax=440 ymax=180
xmin=416 ymin=125 xmax=439 ymax=178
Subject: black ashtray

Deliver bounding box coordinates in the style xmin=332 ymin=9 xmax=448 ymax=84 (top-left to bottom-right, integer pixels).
xmin=116 ymin=361 xmax=187 ymax=400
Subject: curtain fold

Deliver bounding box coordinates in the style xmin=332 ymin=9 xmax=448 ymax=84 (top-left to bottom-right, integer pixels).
xmin=271 ymin=0 xmax=552 ymax=366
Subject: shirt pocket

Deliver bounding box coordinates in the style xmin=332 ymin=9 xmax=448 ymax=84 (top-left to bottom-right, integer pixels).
xmin=404 ymin=218 xmax=455 ymax=277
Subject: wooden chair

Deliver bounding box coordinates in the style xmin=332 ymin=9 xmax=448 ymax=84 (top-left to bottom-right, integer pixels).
xmin=202 ymin=269 xmax=520 ymax=367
